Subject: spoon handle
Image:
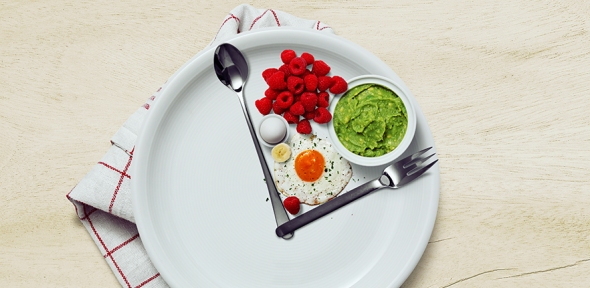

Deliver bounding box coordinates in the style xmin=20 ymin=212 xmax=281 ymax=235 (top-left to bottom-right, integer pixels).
xmin=236 ymin=90 xmax=293 ymax=239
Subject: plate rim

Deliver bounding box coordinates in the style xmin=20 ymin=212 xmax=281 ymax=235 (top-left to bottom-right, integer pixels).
xmin=132 ymin=27 xmax=439 ymax=288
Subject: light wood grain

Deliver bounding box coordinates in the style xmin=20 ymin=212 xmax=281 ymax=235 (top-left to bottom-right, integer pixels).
xmin=1 ymin=0 xmax=589 ymax=287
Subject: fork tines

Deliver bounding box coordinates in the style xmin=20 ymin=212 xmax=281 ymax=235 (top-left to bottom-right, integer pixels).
xmin=396 ymin=147 xmax=438 ymax=186
xmin=399 ymin=147 xmax=431 ymax=164
xmin=403 ymin=148 xmax=436 ymax=170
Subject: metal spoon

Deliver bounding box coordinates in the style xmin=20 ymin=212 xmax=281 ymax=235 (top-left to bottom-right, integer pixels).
xmin=213 ymin=43 xmax=293 ymax=239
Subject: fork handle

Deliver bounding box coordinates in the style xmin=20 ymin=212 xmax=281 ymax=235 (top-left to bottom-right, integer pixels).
xmin=275 ymin=178 xmax=385 ymax=238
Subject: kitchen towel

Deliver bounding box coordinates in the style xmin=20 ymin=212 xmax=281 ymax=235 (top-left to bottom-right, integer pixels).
xmin=67 ymin=4 xmax=334 ymax=288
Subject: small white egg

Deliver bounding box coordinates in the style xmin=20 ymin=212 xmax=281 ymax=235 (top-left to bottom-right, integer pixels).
xmin=260 ymin=117 xmax=286 ymax=144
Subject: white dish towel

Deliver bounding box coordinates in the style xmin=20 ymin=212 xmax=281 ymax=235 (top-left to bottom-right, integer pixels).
xmin=67 ymin=4 xmax=334 ymax=288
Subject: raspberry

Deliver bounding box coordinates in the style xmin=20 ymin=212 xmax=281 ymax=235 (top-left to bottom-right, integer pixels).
xmin=317 ymin=76 xmax=334 ymax=92
xmin=287 ymin=76 xmax=305 ymax=95
xmin=304 ymin=74 xmax=318 ymax=92
xmin=289 ymin=101 xmax=305 ymax=116
xmin=317 ymin=92 xmax=330 ymax=108
xmin=313 ymin=107 xmax=332 ymax=123
xmin=283 ymin=111 xmax=300 ymax=124
xmin=255 ymin=98 xmax=272 ymax=115
xmin=273 ymin=101 xmax=286 ymax=115
xmin=329 ymin=76 xmax=348 ymax=94
xmin=283 ymin=196 xmax=300 ymax=215
xmin=303 ymin=110 xmax=315 ymax=120
xmin=281 ymin=50 xmax=296 ymax=65
xmin=265 ymin=88 xmax=281 ymax=101
xmin=312 ymin=60 xmax=331 ymax=77
xmin=262 ymin=68 xmax=278 ymax=81
xmin=300 ymin=92 xmax=318 ymax=112
xmin=294 ymin=94 xmax=301 ymax=103
xmin=279 ymin=64 xmax=292 ymax=80
xmin=289 ymin=57 xmax=307 ymax=75
xmin=301 ymin=69 xmax=312 ymax=79
xmin=301 ymin=53 xmax=314 ymax=66
xmin=276 ymin=91 xmax=294 ymax=109
xmin=267 ymin=71 xmax=287 ymax=90
xmin=296 ymin=119 xmax=312 ymax=134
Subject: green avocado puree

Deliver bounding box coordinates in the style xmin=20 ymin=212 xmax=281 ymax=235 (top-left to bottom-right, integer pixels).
xmin=333 ymin=84 xmax=408 ymax=157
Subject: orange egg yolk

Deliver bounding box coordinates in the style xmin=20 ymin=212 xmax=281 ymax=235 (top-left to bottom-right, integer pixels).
xmin=294 ymin=150 xmax=325 ymax=182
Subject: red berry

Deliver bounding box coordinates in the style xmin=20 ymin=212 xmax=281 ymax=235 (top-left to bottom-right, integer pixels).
xmin=265 ymin=88 xmax=281 ymax=101
xmin=262 ymin=68 xmax=278 ymax=81
xmin=279 ymin=64 xmax=292 ymax=80
xmin=287 ymin=76 xmax=305 ymax=95
xmin=276 ymin=91 xmax=294 ymax=109
xmin=313 ymin=107 xmax=332 ymax=123
xmin=301 ymin=69 xmax=312 ymax=79
xmin=267 ymin=71 xmax=287 ymax=90
xmin=317 ymin=92 xmax=330 ymax=108
xmin=289 ymin=57 xmax=307 ymax=75
xmin=312 ymin=60 xmax=331 ymax=77
xmin=300 ymin=92 xmax=318 ymax=112
xmin=303 ymin=110 xmax=315 ymax=120
xmin=304 ymin=74 xmax=318 ymax=92
xmin=289 ymin=101 xmax=305 ymax=116
xmin=283 ymin=111 xmax=300 ymax=124
xmin=329 ymin=76 xmax=348 ymax=94
xmin=281 ymin=50 xmax=296 ymax=65
xmin=317 ymin=76 xmax=334 ymax=92
xmin=273 ymin=101 xmax=286 ymax=115
xmin=301 ymin=53 xmax=314 ymax=66
xmin=283 ymin=196 xmax=300 ymax=215
xmin=255 ymin=98 xmax=272 ymax=115
xmin=296 ymin=119 xmax=312 ymax=134
xmin=294 ymin=94 xmax=301 ymax=103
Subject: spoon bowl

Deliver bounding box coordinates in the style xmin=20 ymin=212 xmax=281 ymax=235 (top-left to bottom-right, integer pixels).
xmin=214 ymin=44 xmax=249 ymax=92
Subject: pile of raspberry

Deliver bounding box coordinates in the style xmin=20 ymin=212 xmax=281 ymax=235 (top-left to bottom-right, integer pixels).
xmin=254 ymin=50 xmax=348 ymax=135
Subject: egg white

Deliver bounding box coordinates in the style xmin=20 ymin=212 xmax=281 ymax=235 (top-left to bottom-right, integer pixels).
xmin=274 ymin=133 xmax=353 ymax=205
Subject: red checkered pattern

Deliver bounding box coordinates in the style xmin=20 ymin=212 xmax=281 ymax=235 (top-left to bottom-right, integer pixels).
xmin=67 ymin=4 xmax=334 ymax=287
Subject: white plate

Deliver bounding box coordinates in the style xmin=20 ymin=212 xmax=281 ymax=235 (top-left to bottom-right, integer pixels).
xmin=132 ymin=28 xmax=439 ymax=288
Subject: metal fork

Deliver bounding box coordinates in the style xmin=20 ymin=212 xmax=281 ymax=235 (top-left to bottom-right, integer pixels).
xmin=275 ymin=147 xmax=438 ymax=238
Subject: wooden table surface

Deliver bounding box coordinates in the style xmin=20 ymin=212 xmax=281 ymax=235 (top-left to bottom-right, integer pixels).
xmin=2 ymin=1 xmax=589 ymax=287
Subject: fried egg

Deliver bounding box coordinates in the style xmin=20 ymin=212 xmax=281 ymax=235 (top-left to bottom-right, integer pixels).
xmin=274 ymin=133 xmax=353 ymax=205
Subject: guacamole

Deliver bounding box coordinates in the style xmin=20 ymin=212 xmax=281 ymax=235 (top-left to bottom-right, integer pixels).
xmin=333 ymin=84 xmax=408 ymax=157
